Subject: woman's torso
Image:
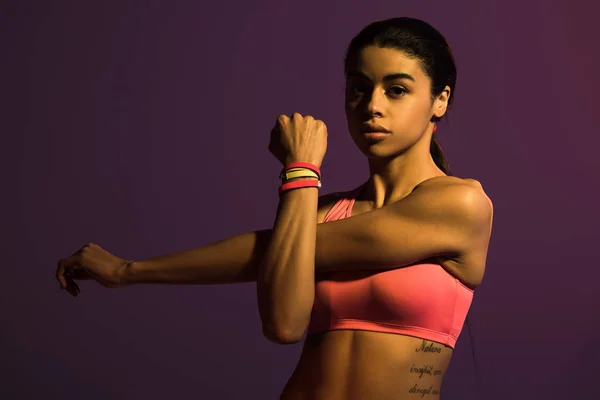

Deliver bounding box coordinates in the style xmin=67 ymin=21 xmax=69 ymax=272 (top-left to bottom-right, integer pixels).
xmin=280 ymin=178 xmax=483 ymax=400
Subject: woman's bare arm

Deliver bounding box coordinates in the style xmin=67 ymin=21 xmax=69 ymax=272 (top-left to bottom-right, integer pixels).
xmin=256 ymin=183 xmax=319 ymax=344
xmin=122 ymin=229 xmax=272 ymax=285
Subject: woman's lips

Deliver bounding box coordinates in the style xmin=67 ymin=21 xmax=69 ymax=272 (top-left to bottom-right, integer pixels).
xmin=362 ymin=132 xmax=390 ymax=141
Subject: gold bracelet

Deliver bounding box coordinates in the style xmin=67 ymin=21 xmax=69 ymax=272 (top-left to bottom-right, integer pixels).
xmin=280 ymin=168 xmax=319 ymax=181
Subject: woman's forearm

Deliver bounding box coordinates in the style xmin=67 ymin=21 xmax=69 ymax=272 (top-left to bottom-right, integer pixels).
xmin=122 ymin=229 xmax=272 ymax=285
xmin=256 ymin=185 xmax=319 ymax=343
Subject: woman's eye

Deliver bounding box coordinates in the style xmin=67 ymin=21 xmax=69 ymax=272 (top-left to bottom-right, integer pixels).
xmin=348 ymin=86 xmax=407 ymax=97
xmin=388 ymin=87 xmax=407 ymax=96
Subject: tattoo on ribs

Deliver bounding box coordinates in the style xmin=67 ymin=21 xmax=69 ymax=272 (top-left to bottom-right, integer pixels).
xmin=408 ymin=384 xmax=440 ymax=397
xmin=409 ymin=364 xmax=443 ymax=378
xmin=415 ymin=340 xmax=442 ymax=354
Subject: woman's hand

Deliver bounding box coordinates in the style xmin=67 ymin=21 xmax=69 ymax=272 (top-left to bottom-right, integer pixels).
xmin=56 ymin=243 xmax=132 ymax=297
xmin=268 ymin=113 xmax=328 ymax=168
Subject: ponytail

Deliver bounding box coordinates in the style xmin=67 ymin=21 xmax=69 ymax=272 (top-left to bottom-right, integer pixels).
xmin=430 ymin=136 xmax=451 ymax=175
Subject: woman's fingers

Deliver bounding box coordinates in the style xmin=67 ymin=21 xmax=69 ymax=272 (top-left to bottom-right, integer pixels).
xmin=56 ymin=258 xmax=70 ymax=289
xmin=65 ymin=274 xmax=80 ymax=297
xmin=57 ymin=257 xmax=83 ymax=296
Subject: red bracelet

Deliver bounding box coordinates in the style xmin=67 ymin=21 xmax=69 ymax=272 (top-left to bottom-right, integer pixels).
xmin=279 ymin=179 xmax=321 ymax=196
xmin=279 ymin=162 xmax=321 ymax=180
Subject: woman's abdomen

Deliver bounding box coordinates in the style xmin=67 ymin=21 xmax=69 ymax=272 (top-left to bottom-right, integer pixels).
xmin=280 ymin=330 xmax=453 ymax=400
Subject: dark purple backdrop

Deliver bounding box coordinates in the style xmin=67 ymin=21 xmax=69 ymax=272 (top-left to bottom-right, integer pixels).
xmin=3 ymin=1 xmax=599 ymax=399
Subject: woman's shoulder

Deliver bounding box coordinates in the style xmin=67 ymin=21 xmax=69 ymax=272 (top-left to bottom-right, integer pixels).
xmin=414 ymin=175 xmax=484 ymax=192
xmin=411 ymin=176 xmax=490 ymax=213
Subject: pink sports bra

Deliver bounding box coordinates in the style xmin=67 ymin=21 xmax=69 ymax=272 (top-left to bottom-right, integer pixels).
xmin=306 ymin=183 xmax=475 ymax=349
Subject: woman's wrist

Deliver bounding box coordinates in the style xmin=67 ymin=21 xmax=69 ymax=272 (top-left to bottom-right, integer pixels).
xmin=119 ymin=260 xmax=137 ymax=286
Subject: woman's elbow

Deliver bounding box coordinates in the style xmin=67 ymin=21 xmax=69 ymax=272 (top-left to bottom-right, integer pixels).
xmin=262 ymin=324 xmax=304 ymax=344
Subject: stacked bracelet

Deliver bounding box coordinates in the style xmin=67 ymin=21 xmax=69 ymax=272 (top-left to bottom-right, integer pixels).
xmin=279 ymin=161 xmax=321 ymax=180
xmin=280 ymin=167 xmax=320 ymax=181
xmin=278 ymin=162 xmax=322 ymax=196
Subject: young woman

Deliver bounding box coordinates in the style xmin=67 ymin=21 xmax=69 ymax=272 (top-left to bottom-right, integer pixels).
xmin=56 ymin=17 xmax=493 ymax=400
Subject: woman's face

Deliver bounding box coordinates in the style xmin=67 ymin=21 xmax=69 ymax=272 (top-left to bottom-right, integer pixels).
xmin=344 ymin=46 xmax=448 ymax=159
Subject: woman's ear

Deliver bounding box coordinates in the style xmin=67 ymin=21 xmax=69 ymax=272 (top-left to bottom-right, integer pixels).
xmin=433 ymin=86 xmax=451 ymax=119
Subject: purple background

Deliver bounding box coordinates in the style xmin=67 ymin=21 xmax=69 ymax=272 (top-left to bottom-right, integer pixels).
xmin=3 ymin=1 xmax=599 ymax=399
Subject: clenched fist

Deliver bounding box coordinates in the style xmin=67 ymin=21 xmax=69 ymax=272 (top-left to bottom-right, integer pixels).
xmin=268 ymin=112 xmax=328 ymax=168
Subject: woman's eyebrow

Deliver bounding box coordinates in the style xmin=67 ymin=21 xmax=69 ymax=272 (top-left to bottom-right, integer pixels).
xmin=346 ymin=71 xmax=416 ymax=82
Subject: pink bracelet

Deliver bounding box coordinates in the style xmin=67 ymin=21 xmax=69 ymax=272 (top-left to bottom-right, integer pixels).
xmin=279 ymin=179 xmax=321 ymax=196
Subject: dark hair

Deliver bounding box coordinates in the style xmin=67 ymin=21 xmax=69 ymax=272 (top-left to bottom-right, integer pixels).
xmin=343 ymin=17 xmax=457 ymax=175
